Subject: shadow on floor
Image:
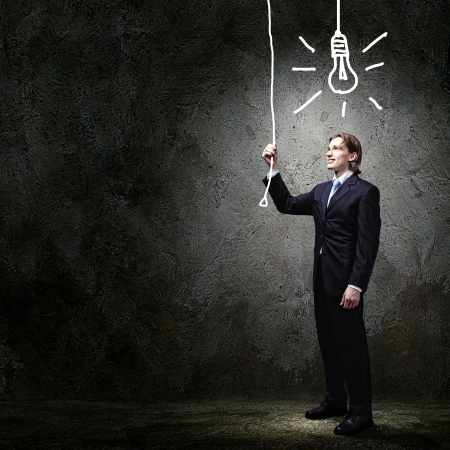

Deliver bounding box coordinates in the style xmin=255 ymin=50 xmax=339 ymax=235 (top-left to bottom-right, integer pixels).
xmin=0 ymin=399 xmax=449 ymax=449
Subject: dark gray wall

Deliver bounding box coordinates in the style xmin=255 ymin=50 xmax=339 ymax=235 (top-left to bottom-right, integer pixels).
xmin=0 ymin=0 xmax=449 ymax=401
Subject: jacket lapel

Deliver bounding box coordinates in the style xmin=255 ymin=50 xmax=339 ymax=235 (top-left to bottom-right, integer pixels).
xmin=326 ymin=173 xmax=359 ymax=211
xmin=322 ymin=181 xmax=333 ymax=213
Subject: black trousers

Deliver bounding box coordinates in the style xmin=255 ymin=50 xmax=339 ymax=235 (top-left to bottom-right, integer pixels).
xmin=314 ymin=259 xmax=372 ymax=415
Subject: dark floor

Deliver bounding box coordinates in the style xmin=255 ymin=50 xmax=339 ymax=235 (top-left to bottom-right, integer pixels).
xmin=0 ymin=398 xmax=449 ymax=449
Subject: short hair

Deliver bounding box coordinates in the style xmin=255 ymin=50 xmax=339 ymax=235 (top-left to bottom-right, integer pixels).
xmin=329 ymin=133 xmax=362 ymax=175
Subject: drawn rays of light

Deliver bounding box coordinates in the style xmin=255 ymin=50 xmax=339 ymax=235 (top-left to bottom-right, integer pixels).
xmin=369 ymin=97 xmax=382 ymax=110
xmin=362 ymin=32 xmax=387 ymax=53
xmin=292 ymin=32 xmax=387 ymax=115
xmin=362 ymin=32 xmax=387 ymax=111
xmin=299 ymin=36 xmax=315 ymax=53
xmin=365 ymin=62 xmax=384 ymax=71
xmin=293 ymin=90 xmax=322 ymax=114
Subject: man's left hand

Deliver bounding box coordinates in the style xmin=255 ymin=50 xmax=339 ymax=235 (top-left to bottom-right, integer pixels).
xmin=340 ymin=286 xmax=360 ymax=309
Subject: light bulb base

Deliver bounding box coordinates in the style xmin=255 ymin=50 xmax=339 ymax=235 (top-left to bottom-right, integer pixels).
xmin=331 ymin=31 xmax=349 ymax=58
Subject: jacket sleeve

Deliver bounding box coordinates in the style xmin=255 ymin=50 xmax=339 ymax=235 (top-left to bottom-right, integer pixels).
xmin=348 ymin=185 xmax=381 ymax=292
xmin=263 ymin=173 xmax=314 ymax=215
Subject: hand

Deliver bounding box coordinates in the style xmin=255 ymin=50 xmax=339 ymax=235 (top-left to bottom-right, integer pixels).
xmin=340 ymin=286 xmax=360 ymax=309
xmin=262 ymin=143 xmax=279 ymax=171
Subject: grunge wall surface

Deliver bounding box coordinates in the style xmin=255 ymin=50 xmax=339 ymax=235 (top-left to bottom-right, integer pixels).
xmin=0 ymin=0 xmax=449 ymax=400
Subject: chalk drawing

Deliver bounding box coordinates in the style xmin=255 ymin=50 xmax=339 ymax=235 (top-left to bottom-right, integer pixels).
xmin=362 ymin=32 xmax=388 ymax=53
xmin=327 ymin=0 xmax=358 ymax=94
xmin=365 ymin=62 xmax=384 ymax=71
xmin=299 ymin=36 xmax=315 ymax=53
xmin=293 ymin=90 xmax=323 ymax=114
xmin=259 ymin=0 xmax=275 ymax=208
xmin=290 ymin=1 xmax=388 ymax=117
xmin=260 ymin=0 xmax=388 ymax=206
xmin=369 ymin=97 xmax=382 ymax=110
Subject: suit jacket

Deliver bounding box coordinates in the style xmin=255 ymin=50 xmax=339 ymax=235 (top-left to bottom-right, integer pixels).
xmin=263 ymin=172 xmax=381 ymax=296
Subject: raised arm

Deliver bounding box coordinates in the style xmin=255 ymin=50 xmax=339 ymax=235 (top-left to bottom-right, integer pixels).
xmin=262 ymin=143 xmax=314 ymax=215
xmin=262 ymin=143 xmax=279 ymax=171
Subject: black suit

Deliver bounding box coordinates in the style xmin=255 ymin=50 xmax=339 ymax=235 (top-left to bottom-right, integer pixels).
xmin=263 ymin=172 xmax=381 ymax=414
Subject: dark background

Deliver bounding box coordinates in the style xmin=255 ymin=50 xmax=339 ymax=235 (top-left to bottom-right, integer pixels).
xmin=0 ymin=0 xmax=449 ymax=401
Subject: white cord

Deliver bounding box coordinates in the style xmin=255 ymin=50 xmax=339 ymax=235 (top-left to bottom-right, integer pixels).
xmin=259 ymin=0 xmax=276 ymax=208
xmin=337 ymin=0 xmax=340 ymax=33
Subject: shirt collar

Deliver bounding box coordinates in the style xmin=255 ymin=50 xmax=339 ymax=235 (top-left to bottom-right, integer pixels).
xmin=333 ymin=170 xmax=354 ymax=186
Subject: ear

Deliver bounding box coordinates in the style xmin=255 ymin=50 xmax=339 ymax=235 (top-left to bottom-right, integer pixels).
xmin=349 ymin=152 xmax=357 ymax=161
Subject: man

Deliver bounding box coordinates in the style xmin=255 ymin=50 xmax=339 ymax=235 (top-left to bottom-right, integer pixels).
xmin=262 ymin=134 xmax=381 ymax=435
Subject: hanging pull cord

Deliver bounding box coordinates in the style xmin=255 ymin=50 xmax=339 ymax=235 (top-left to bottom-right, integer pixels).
xmin=259 ymin=0 xmax=275 ymax=208
xmin=259 ymin=156 xmax=273 ymax=207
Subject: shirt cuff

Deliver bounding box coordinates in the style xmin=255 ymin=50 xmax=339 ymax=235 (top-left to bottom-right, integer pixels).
xmin=267 ymin=169 xmax=279 ymax=178
xmin=348 ymin=284 xmax=362 ymax=292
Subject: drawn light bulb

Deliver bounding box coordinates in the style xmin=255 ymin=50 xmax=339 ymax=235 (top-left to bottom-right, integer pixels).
xmin=291 ymin=0 xmax=387 ymax=117
xmin=328 ymin=31 xmax=358 ymax=94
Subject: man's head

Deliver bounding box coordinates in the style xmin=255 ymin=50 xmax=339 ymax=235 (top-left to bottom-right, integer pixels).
xmin=327 ymin=133 xmax=362 ymax=177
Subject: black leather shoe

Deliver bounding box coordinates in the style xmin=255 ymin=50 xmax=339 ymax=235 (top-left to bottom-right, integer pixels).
xmin=334 ymin=414 xmax=374 ymax=435
xmin=305 ymin=401 xmax=348 ymax=420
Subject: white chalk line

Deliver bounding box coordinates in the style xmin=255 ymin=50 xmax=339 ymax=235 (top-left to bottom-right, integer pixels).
xmin=362 ymin=32 xmax=388 ymax=53
xmin=267 ymin=1 xmax=275 ymax=144
xmin=365 ymin=62 xmax=384 ymax=71
xmin=342 ymin=101 xmax=347 ymax=117
xmin=293 ymin=90 xmax=322 ymax=114
xmin=337 ymin=0 xmax=341 ymax=33
xmin=299 ymin=36 xmax=315 ymax=53
xmin=260 ymin=0 xmax=275 ymax=208
xmin=369 ymin=97 xmax=382 ymax=110
xmin=292 ymin=67 xmax=316 ymax=71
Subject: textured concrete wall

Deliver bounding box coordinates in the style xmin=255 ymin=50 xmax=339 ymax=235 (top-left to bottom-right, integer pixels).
xmin=0 ymin=0 xmax=448 ymax=400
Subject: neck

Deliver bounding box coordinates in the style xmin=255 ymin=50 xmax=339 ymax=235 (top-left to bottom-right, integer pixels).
xmin=334 ymin=169 xmax=351 ymax=178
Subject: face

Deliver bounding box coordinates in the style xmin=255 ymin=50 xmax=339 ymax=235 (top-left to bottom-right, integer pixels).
xmin=326 ymin=137 xmax=357 ymax=177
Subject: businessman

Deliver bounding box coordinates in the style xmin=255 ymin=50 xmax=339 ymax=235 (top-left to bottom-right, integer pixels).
xmin=262 ymin=133 xmax=381 ymax=435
